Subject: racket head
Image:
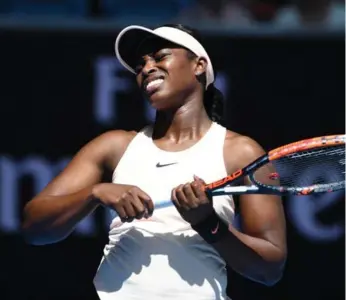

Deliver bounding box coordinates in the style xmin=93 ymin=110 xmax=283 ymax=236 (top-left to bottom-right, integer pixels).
xmin=251 ymin=134 xmax=345 ymax=195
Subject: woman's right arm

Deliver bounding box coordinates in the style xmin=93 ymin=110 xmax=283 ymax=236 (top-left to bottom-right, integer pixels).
xmin=22 ymin=130 xmax=134 ymax=245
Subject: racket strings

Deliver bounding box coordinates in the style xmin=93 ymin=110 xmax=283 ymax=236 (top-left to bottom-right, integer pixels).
xmin=254 ymin=145 xmax=345 ymax=188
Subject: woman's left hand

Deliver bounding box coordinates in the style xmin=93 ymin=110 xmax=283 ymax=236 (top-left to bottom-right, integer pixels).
xmin=171 ymin=175 xmax=214 ymax=225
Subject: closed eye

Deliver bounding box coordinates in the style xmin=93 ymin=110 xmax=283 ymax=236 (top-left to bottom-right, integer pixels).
xmin=135 ymin=52 xmax=170 ymax=74
xmin=155 ymin=53 xmax=170 ymax=62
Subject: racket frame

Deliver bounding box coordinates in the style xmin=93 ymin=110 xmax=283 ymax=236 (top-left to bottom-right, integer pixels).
xmin=205 ymin=134 xmax=346 ymax=197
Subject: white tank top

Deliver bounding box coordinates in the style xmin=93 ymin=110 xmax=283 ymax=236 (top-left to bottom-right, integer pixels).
xmin=94 ymin=122 xmax=235 ymax=300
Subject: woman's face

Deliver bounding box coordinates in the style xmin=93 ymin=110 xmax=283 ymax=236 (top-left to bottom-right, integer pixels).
xmin=135 ymin=38 xmax=200 ymax=110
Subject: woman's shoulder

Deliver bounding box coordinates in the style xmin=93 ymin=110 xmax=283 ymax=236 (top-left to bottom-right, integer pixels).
xmin=89 ymin=129 xmax=138 ymax=170
xmin=223 ymin=130 xmax=266 ymax=170
xmin=224 ymin=130 xmax=263 ymax=151
xmin=94 ymin=129 xmax=138 ymax=147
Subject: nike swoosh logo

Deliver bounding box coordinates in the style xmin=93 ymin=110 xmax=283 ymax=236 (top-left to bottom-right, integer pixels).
xmin=156 ymin=162 xmax=178 ymax=168
xmin=211 ymin=222 xmax=219 ymax=234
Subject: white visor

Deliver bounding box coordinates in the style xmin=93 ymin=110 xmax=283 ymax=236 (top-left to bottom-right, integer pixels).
xmin=114 ymin=25 xmax=215 ymax=89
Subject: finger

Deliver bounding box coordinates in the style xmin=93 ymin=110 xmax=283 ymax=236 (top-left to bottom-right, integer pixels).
xmin=171 ymin=187 xmax=180 ymax=208
xmin=131 ymin=194 xmax=147 ymax=219
xmin=191 ymin=180 xmax=209 ymax=204
xmin=182 ymin=183 xmax=199 ymax=208
xmin=135 ymin=211 xmax=146 ymax=220
xmin=136 ymin=188 xmax=151 ymax=201
xmin=127 ymin=189 xmax=146 ymax=218
xmin=136 ymin=189 xmax=154 ymax=216
xmin=144 ymin=198 xmax=154 ymax=217
xmin=175 ymin=184 xmax=190 ymax=210
xmin=115 ymin=206 xmax=127 ymax=222
xmin=193 ymin=174 xmax=206 ymax=184
xmin=122 ymin=196 xmax=136 ymax=222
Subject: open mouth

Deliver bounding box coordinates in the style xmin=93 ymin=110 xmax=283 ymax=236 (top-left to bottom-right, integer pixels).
xmin=144 ymin=76 xmax=165 ymax=95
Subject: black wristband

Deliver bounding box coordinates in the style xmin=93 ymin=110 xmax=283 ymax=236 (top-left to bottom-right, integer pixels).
xmin=191 ymin=210 xmax=229 ymax=244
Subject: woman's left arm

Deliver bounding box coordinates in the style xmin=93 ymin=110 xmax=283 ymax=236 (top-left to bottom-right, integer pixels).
xmin=213 ymin=135 xmax=287 ymax=285
xmin=172 ymin=135 xmax=287 ymax=286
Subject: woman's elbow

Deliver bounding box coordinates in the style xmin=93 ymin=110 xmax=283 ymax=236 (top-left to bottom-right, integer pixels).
xmin=262 ymin=253 xmax=287 ymax=286
xmin=262 ymin=267 xmax=285 ymax=286
xmin=21 ymin=225 xmax=65 ymax=246
xmin=21 ymin=216 xmax=64 ymax=246
xmin=21 ymin=220 xmax=46 ymax=246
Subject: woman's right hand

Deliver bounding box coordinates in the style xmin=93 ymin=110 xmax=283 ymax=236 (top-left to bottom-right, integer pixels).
xmin=92 ymin=183 xmax=154 ymax=222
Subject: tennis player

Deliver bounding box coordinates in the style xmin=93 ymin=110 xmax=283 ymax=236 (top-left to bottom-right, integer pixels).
xmin=22 ymin=24 xmax=287 ymax=300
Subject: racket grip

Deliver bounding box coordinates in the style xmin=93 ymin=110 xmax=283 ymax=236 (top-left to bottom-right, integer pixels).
xmin=203 ymin=186 xmax=213 ymax=199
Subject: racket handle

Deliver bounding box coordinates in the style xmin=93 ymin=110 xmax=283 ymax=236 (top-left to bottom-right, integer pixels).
xmin=204 ymin=187 xmax=213 ymax=199
xmin=109 ymin=200 xmax=174 ymax=219
xmin=211 ymin=185 xmax=261 ymax=196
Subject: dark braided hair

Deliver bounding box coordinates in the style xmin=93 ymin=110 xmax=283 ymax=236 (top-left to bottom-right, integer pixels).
xmin=162 ymin=24 xmax=225 ymax=126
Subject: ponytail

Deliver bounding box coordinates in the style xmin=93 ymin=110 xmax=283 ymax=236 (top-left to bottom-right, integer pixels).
xmin=203 ymin=84 xmax=225 ymax=126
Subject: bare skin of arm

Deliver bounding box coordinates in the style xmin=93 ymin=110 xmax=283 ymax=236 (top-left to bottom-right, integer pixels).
xmin=172 ymin=131 xmax=287 ymax=285
xmin=211 ymin=132 xmax=287 ymax=285
xmin=22 ymin=130 xmax=136 ymax=245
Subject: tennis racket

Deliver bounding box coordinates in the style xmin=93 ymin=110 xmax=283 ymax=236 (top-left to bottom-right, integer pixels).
xmin=111 ymin=134 xmax=345 ymax=218
xmin=203 ymin=134 xmax=345 ymax=197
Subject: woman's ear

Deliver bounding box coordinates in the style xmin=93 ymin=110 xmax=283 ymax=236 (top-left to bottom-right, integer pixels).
xmin=194 ymin=57 xmax=208 ymax=76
